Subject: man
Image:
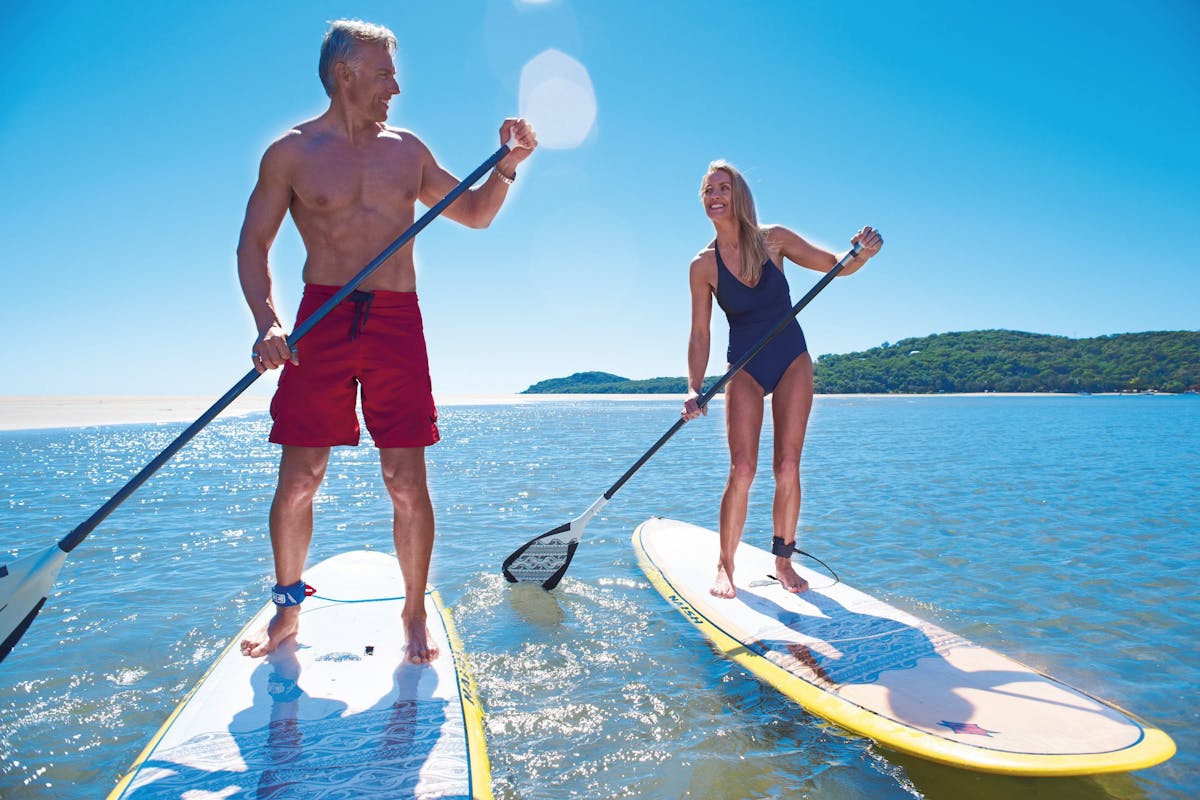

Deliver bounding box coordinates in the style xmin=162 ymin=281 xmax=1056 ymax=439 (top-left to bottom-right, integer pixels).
xmin=237 ymin=19 xmax=536 ymax=663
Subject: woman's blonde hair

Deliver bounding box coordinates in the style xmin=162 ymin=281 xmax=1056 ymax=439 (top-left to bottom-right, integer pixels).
xmin=702 ymin=160 xmax=767 ymax=285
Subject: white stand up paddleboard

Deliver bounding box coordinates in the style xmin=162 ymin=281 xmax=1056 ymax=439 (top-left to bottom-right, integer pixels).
xmin=107 ymin=550 xmax=491 ymax=799
xmin=634 ymin=517 xmax=1174 ymax=776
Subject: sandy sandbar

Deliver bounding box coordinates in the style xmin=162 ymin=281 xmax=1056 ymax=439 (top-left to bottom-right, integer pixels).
xmin=0 ymin=391 xmax=1113 ymax=432
xmin=0 ymin=395 xmax=275 ymax=432
xmin=0 ymin=393 xmax=695 ymax=432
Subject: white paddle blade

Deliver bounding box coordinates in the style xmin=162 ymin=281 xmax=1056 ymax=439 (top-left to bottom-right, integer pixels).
xmin=502 ymin=521 xmax=580 ymax=589
xmin=0 ymin=544 xmax=69 ymax=663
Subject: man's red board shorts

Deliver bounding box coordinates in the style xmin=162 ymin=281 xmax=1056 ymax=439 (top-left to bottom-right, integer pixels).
xmin=269 ymin=284 xmax=440 ymax=449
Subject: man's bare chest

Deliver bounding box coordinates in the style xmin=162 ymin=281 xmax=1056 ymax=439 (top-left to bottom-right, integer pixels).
xmin=290 ymin=150 xmax=421 ymax=214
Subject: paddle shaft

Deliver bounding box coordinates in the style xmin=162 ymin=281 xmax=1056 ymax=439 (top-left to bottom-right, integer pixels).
xmin=602 ymin=242 xmax=863 ymax=501
xmin=55 ymin=142 xmax=514 ymax=554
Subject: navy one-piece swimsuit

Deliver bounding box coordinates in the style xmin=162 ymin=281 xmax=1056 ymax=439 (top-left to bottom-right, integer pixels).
xmin=714 ymin=244 xmax=808 ymax=395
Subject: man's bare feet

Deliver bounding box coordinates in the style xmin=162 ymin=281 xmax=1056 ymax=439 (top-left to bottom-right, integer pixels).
xmin=241 ymin=606 xmax=300 ymax=658
xmin=403 ymin=613 xmax=440 ymax=664
xmin=710 ymin=563 xmax=737 ymax=599
xmin=774 ymin=556 xmax=810 ymax=594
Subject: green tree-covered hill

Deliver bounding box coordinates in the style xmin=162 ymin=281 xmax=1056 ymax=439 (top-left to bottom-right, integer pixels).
xmin=522 ymin=371 xmax=725 ymax=394
xmin=522 ymin=330 xmax=1200 ymax=394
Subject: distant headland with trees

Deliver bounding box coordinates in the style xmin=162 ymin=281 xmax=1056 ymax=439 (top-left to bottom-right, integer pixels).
xmin=521 ymin=330 xmax=1200 ymax=395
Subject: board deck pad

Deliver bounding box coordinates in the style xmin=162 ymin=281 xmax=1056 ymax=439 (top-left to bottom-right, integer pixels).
xmin=634 ymin=517 xmax=1174 ymax=776
xmin=108 ymin=550 xmax=490 ymax=799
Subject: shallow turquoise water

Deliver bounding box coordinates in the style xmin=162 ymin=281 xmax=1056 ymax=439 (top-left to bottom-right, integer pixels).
xmin=1 ymin=395 xmax=1196 ymax=798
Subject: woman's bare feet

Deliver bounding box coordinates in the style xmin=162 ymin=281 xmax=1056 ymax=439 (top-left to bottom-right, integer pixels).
xmin=710 ymin=563 xmax=737 ymax=598
xmin=774 ymin=556 xmax=810 ymax=593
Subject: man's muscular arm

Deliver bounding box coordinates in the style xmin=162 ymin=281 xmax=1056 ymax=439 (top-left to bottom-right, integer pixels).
xmin=419 ymin=118 xmax=537 ymax=229
xmin=237 ymin=136 xmax=299 ymax=371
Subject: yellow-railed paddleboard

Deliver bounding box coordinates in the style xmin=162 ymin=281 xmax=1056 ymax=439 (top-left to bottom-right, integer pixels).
xmin=634 ymin=517 xmax=1174 ymax=776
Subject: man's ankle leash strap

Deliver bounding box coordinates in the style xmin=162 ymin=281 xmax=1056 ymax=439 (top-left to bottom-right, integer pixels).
xmin=272 ymin=580 xmax=316 ymax=607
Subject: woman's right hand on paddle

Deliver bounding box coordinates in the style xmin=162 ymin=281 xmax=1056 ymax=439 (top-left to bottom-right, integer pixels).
xmin=251 ymin=324 xmax=297 ymax=373
xmin=682 ymin=392 xmax=706 ymax=421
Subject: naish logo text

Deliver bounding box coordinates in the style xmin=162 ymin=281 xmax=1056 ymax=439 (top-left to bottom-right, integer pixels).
xmin=453 ymin=650 xmax=477 ymax=706
xmin=669 ymin=594 xmax=706 ymax=626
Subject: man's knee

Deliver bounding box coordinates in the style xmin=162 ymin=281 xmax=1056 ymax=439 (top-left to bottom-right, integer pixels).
xmin=384 ymin=473 xmax=429 ymax=501
xmin=276 ymin=449 xmax=330 ymax=501
xmin=380 ymin=454 xmax=430 ymax=509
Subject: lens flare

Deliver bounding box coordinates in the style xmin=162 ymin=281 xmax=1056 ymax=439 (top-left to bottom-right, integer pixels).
xmin=519 ymin=49 xmax=596 ymax=150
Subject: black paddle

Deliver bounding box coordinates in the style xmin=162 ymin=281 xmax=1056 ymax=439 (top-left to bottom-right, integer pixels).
xmin=0 ymin=139 xmax=520 ymax=665
xmin=502 ymin=241 xmax=864 ymax=589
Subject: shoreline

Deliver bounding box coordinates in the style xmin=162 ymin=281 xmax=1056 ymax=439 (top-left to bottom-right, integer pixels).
xmin=0 ymin=391 xmax=1178 ymax=433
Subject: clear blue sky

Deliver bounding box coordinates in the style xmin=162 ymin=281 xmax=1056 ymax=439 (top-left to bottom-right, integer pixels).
xmin=1 ymin=0 xmax=1196 ymax=397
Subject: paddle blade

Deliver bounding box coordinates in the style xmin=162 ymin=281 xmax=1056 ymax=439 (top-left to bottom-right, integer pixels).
xmin=502 ymin=522 xmax=579 ymax=590
xmin=0 ymin=544 xmax=69 ymax=664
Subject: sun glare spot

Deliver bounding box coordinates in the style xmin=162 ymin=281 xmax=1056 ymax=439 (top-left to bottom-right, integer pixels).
xmin=519 ymin=49 xmax=596 ymax=150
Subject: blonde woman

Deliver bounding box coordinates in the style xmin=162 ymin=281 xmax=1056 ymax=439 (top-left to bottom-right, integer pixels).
xmin=682 ymin=161 xmax=883 ymax=598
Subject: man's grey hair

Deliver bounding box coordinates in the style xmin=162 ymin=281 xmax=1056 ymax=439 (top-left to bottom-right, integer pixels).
xmin=319 ymin=19 xmax=397 ymax=97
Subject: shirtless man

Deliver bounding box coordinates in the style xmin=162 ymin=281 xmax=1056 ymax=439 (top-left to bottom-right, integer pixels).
xmin=236 ymin=20 xmax=536 ymax=663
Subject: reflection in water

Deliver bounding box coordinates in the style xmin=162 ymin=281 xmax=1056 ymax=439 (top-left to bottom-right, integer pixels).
xmin=505 ymin=581 xmax=567 ymax=629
